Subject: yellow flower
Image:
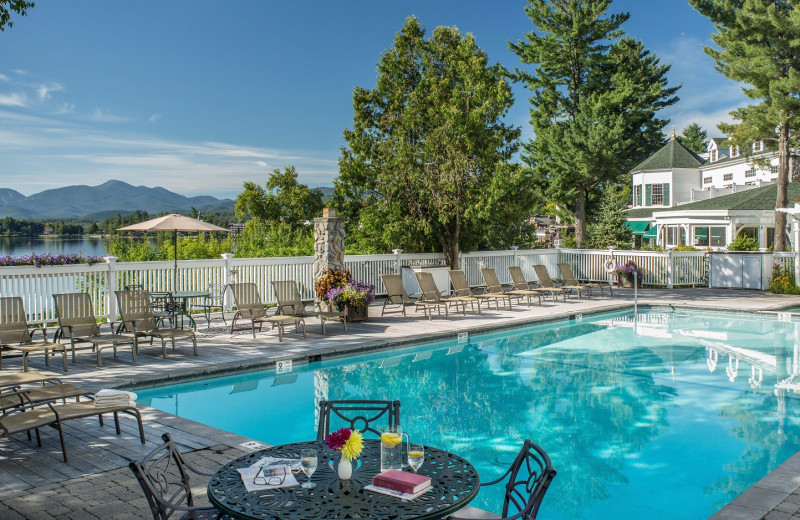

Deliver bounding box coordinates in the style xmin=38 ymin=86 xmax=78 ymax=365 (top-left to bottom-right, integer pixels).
xmin=341 ymin=429 xmax=363 ymax=461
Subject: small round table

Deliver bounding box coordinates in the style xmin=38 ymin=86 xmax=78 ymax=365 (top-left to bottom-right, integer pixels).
xmin=208 ymin=439 xmax=480 ymax=520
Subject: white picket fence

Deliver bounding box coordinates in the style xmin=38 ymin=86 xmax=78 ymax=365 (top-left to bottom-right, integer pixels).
xmin=0 ymin=247 xmax=779 ymax=324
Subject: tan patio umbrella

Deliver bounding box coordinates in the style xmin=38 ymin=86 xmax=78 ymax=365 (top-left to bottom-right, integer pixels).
xmin=117 ymin=214 xmax=228 ymax=290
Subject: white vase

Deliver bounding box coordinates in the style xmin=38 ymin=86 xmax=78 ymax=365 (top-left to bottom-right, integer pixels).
xmin=337 ymin=457 xmax=352 ymax=480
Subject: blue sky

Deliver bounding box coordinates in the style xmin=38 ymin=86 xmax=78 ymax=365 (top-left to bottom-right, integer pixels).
xmin=0 ymin=1 xmax=748 ymax=199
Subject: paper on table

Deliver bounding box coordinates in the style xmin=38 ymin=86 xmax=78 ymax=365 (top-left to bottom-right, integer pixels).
xmin=250 ymin=456 xmax=302 ymax=472
xmin=365 ymin=484 xmax=432 ymax=501
xmin=237 ymin=464 xmax=299 ymax=492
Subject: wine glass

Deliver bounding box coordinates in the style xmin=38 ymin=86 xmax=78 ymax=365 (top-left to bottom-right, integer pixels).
xmin=300 ymin=449 xmax=318 ymax=489
xmin=407 ymin=444 xmax=424 ymax=473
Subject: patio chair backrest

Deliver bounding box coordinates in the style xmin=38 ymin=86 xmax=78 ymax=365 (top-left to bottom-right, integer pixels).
xmin=379 ymin=274 xmax=411 ymax=304
xmin=229 ymin=283 xmax=267 ymax=320
xmin=115 ymin=290 xmax=158 ymax=331
xmin=317 ymin=399 xmax=401 ymax=440
xmin=0 ymin=297 xmax=33 ymax=344
xmin=272 ymin=281 xmax=306 ymax=316
xmin=129 ymin=433 xmax=201 ymax=520
xmin=480 ymin=268 xmax=505 ymax=295
xmin=557 ymin=263 xmax=578 ymax=284
xmin=508 ymin=266 xmax=533 ymax=290
xmin=414 ymin=272 xmax=444 ymax=303
xmin=533 ymin=265 xmax=556 ymax=288
xmin=448 ymin=270 xmax=475 ymax=297
xmin=492 ymin=439 xmax=557 ymax=520
xmin=52 ymin=293 xmax=101 ymax=337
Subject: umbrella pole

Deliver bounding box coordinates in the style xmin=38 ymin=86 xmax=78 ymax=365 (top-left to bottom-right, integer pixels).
xmin=173 ymin=231 xmax=178 ymax=291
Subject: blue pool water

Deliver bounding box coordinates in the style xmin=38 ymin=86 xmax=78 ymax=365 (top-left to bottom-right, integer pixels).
xmin=136 ymin=310 xmax=800 ymax=519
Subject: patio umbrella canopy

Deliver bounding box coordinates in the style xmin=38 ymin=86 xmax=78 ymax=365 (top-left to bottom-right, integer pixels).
xmin=117 ymin=214 xmax=228 ymax=290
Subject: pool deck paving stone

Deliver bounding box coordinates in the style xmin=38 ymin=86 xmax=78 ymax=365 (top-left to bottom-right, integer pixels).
xmin=0 ymin=287 xmax=798 ymax=519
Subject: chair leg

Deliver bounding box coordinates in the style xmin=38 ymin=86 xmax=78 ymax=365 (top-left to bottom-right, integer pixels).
xmin=62 ymin=350 xmax=68 ymax=372
xmin=114 ymin=412 xmax=121 ymax=434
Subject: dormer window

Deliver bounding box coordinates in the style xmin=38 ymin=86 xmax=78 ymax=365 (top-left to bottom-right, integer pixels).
xmin=710 ymin=149 xmax=718 ymax=162
xmin=730 ymin=145 xmax=740 ymax=157
xmin=753 ymin=141 xmax=765 ymax=152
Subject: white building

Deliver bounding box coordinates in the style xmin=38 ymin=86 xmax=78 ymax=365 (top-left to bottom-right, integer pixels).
xmin=627 ymin=135 xmax=797 ymax=250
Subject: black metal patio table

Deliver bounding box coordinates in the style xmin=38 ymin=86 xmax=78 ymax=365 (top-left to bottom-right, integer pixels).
xmin=207 ymin=439 xmax=480 ymax=520
xmin=151 ymin=290 xmax=209 ymax=330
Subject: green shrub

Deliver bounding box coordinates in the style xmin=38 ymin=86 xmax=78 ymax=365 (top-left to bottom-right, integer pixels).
xmin=673 ymin=245 xmax=699 ymax=251
xmin=769 ymin=261 xmax=800 ymax=294
xmin=727 ymin=235 xmax=759 ymax=251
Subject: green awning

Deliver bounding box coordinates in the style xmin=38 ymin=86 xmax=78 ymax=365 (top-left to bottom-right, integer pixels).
xmin=625 ymin=221 xmax=650 ymax=235
xmin=643 ymin=227 xmax=658 ymax=239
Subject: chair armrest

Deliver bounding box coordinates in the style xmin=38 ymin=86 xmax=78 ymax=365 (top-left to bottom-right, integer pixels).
xmin=28 ymin=326 xmax=48 ymax=342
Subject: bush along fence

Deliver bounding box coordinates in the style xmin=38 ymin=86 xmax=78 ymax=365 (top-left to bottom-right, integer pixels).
xmin=0 ymin=247 xmax=785 ymax=324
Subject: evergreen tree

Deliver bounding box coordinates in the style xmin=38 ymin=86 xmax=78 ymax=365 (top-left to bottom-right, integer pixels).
xmin=691 ymin=0 xmax=800 ymax=251
xmin=335 ymin=17 xmax=525 ymax=267
xmin=677 ymin=122 xmax=708 ymax=154
xmin=510 ymin=0 xmax=678 ymax=247
xmin=587 ymin=185 xmax=632 ymax=249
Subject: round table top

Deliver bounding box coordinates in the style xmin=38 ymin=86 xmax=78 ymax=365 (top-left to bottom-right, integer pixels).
xmin=170 ymin=290 xmax=210 ymax=298
xmin=207 ymin=439 xmax=480 ymax=520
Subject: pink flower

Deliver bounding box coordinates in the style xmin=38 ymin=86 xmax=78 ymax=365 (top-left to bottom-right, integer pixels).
xmin=325 ymin=427 xmax=351 ymax=451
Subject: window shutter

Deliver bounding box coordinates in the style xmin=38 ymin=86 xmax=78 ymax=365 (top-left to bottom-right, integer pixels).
xmin=645 ymin=184 xmax=652 ymax=206
xmin=664 ymin=184 xmax=670 ymax=206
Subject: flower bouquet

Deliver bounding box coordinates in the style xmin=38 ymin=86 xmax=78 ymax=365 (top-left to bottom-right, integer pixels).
xmin=325 ymin=427 xmax=364 ymax=480
xmin=615 ymin=261 xmax=644 ymax=287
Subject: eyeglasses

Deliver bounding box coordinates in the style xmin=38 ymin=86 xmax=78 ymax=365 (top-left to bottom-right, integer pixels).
xmin=254 ymin=465 xmax=287 ymax=486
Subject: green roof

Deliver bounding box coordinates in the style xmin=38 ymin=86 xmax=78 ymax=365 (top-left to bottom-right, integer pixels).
xmin=625 ymin=221 xmax=649 ymax=235
xmin=624 ymin=208 xmax=655 ymax=219
xmin=630 ymin=139 xmax=706 ymax=173
xmin=654 ymin=182 xmax=800 ymax=212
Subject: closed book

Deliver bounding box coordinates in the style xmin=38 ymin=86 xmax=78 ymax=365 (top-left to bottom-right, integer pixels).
xmin=372 ymin=470 xmax=431 ymax=494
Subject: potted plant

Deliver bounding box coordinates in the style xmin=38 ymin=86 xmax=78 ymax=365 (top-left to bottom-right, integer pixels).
xmin=615 ymin=261 xmax=644 ymax=288
xmin=314 ymin=269 xmax=376 ymax=321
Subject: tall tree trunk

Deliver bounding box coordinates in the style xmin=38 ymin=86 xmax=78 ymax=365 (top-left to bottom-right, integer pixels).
xmin=444 ymin=220 xmax=460 ymax=270
xmin=575 ymin=189 xmax=587 ymax=248
xmin=775 ymin=122 xmax=790 ymax=252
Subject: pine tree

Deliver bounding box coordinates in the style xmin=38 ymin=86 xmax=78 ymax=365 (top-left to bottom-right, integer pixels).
xmin=510 ymin=0 xmax=678 ymax=247
xmin=677 ymin=122 xmax=708 ymax=154
xmin=691 ymin=0 xmax=800 ymax=251
xmin=335 ymin=17 xmax=525 ymax=267
xmin=587 ymin=185 xmax=633 ymax=249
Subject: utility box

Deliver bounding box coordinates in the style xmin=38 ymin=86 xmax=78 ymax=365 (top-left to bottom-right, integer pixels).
xmin=401 ymin=265 xmax=451 ymax=297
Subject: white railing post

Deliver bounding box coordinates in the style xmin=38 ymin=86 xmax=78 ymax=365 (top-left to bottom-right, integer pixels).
xmin=392 ymin=249 xmax=403 ymax=274
xmin=104 ymin=256 xmax=119 ymax=322
xmin=667 ymin=249 xmax=674 ymax=289
xmin=222 ymin=253 xmax=235 ymax=311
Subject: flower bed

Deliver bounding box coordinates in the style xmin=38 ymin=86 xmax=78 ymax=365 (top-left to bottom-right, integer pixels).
xmin=0 ymin=253 xmax=104 ymax=267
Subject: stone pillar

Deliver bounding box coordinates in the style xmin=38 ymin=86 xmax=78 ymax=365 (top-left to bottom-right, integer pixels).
xmin=313 ymin=208 xmax=345 ymax=282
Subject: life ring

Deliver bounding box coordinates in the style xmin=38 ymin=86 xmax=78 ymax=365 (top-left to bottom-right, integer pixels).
xmin=603 ymin=259 xmax=616 ymax=273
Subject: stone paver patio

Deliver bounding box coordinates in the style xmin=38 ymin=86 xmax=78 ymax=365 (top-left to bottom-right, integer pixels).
xmin=0 ymin=287 xmax=798 ymax=519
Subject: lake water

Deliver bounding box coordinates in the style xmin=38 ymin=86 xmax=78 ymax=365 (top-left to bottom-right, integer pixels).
xmin=0 ymin=236 xmax=110 ymax=257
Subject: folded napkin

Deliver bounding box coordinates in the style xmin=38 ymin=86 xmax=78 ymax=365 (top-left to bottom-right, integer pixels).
xmin=237 ymin=464 xmax=299 ymax=492
xmin=93 ymin=389 xmax=137 ymax=408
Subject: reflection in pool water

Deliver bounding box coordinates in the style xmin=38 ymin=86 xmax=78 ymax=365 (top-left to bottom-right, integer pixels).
xmin=136 ymin=310 xmax=800 ymax=519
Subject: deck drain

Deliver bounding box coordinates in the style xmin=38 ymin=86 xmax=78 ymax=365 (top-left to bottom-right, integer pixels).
xmin=240 ymin=441 xmax=267 ymax=451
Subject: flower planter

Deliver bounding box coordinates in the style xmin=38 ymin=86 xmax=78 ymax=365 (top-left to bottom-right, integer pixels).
xmin=617 ymin=274 xmax=639 ymax=288
xmin=344 ymin=304 xmax=368 ymax=322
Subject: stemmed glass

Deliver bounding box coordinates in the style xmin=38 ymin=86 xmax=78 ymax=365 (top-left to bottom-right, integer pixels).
xmin=407 ymin=444 xmax=424 ymax=473
xmin=300 ymin=449 xmax=318 ymax=489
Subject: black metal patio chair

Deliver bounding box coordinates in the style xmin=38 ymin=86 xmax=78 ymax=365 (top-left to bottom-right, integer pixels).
xmin=316 ymin=399 xmax=401 ymax=440
xmin=447 ymin=439 xmax=557 ymax=520
xmin=130 ymin=433 xmax=231 ymax=520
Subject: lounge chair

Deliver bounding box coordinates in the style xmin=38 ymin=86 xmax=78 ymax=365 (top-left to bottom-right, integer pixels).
xmin=272 ymin=280 xmax=346 ymax=334
xmin=53 ymin=293 xmax=137 ymax=367
xmin=532 ymin=264 xmax=588 ymax=300
xmin=0 ymin=388 xmax=145 ymax=463
xmin=379 ymin=273 xmax=449 ymax=320
xmin=0 ymin=297 xmax=68 ymax=372
xmin=478 ymin=268 xmax=518 ymax=310
xmin=228 ymin=283 xmax=306 ymax=340
xmin=481 ymin=267 xmax=542 ymax=307
xmin=415 ymin=271 xmax=481 ymax=316
xmin=525 ymin=266 xmax=567 ymax=302
xmin=115 ymin=290 xmax=198 ymax=356
xmin=448 ymin=269 xmax=510 ymax=310
xmin=558 ymin=262 xmax=612 ymax=297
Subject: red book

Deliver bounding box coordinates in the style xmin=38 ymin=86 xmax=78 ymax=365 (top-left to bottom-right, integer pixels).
xmin=372 ymin=470 xmax=431 ymax=494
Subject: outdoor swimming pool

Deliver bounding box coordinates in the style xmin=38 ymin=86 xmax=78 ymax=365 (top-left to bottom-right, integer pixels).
xmin=136 ymin=309 xmax=800 ymax=519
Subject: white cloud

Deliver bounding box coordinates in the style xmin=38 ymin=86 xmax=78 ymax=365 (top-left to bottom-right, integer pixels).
xmin=55 ymin=102 xmax=75 ymax=115
xmin=0 ymin=92 xmax=27 ymax=107
xmin=0 ymin=74 xmax=8 ymax=82
xmin=12 ymin=69 xmax=27 ymax=76
xmin=37 ymin=83 xmax=64 ymax=101
xmin=255 ymin=161 xmax=268 ymax=168
xmin=148 ymin=113 xmax=162 ymax=123
xmin=90 ymin=108 xmax=130 ymax=123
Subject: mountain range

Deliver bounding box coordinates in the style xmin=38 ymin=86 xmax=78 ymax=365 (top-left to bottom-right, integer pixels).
xmin=0 ymin=180 xmax=236 ymax=219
